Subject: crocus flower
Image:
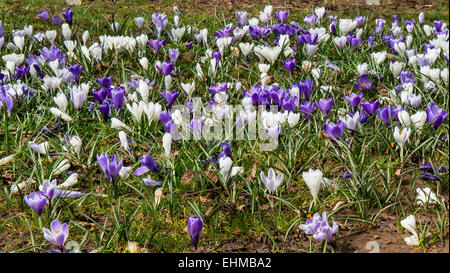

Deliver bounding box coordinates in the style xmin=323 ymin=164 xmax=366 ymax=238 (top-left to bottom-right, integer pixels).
xmin=39 ymin=10 xmax=50 ymax=21
xmin=52 ymin=15 xmax=63 ymax=25
xmin=160 ymin=90 xmax=179 ymax=107
xmin=40 ymin=179 xmax=58 ymax=202
xmin=361 ymin=100 xmax=380 ymax=116
xmin=97 ymin=76 xmax=113 ymax=89
xmin=208 ymin=83 xmax=227 ymax=95
xmin=425 ymin=102 xmax=447 ymax=129
xmin=274 ymin=11 xmax=289 ymax=23
xmin=297 ymin=79 xmax=314 ymax=100
xmin=157 ymin=61 xmax=173 ymax=76
xmin=393 ymin=126 xmax=411 ymax=147
xmin=187 ymin=216 xmax=203 ymax=250
xmin=416 ymin=187 xmax=439 ymax=205
xmin=134 ymin=17 xmax=145 ymax=32
xmin=169 ymin=48 xmax=180 ymax=62
xmin=344 ymin=92 xmax=363 ymax=111
xmin=299 ymin=101 xmax=314 ymax=120
xmin=235 ymin=11 xmax=248 ymax=26
xmin=420 ymin=173 xmax=439 ymax=181
xmin=62 ymin=8 xmax=73 ymax=25
xmin=147 ymin=39 xmax=166 ymax=52
xmin=24 ymin=192 xmax=47 ymax=217
xmin=134 ymin=155 xmax=161 ymax=176
xmin=43 ymin=219 xmax=69 ymax=250
xmin=282 ymin=57 xmax=296 ymax=73
xmin=339 ymin=111 xmax=360 ymax=131
xmin=323 ymin=121 xmax=345 ymax=140
xmin=299 ymin=212 xmax=338 ymax=243
xmin=400 ymin=215 xmax=419 ymax=246
xmin=96 ymin=153 xmax=123 ymax=188
xmin=302 ymin=169 xmax=323 ymax=205
xmin=260 ymin=168 xmax=284 ymax=195
xmin=152 ymin=13 xmax=169 ymax=35
xmin=315 ymin=98 xmax=333 ymax=116
xmin=218 ymin=141 xmax=232 ymax=160
xmin=355 ymin=75 xmax=374 ymax=90
xmin=420 ymin=164 xmax=447 ymax=173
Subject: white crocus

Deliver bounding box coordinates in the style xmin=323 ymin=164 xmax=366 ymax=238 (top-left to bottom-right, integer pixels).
xmin=50 ymin=107 xmax=72 ymax=122
xmin=219 ymin=156 xmax=233 ymax=181
xmin=119 ymin=131 xmax=130 ymax=152
xmin=46 ymin=30 xmax=57 ymax=43
xmin=410 ymin=111 xmax=427 ymax=130
xmin=139 ymin=57 xmax=149 ymax=70
xmin=53 ymin=159 xmax=71 ymax=176
xmin=181 ymin=81 xmax=195 ymax=97
xmin=389 ymin=61 xmax=404 ymax=78
xmin=119 ymin=166 xmax=133 ymax=179
xmin=62 ymin=23 xmax=72 ymax=40
xmin=400 ymin=215 xmax=419 ymax=246
xmin=13 ymin=35 xmax=25 ymax=52
xmin=397 ymin=110 xmax=411 ymax=127
xmin=82 ymin=30 xmax=89 ymax=45
xmin=371 ymin=51 xmax=387 ymax=65
xmin=260 ymin=168 xmax=284 ymax=195
xmin=111 ymin=118 xmax=131 ymax=131
xmin=254 ymin=45 xmax=281 ymax=65
xmin=302 ymin=169 xmax=323 ymax=205
xmin=416 ymin=187 xmax=439 ymax=205
xmin=162 ymin=133 xmax=172 ymax=158
xmin=54 ymin=93 xmax=68 ymax=112
xmin=338 ymin=19 xmax=357 ymax=35
xmin=127 ymin=101 xmax=145 ymax=123
xmin=239 ymin=42 xmax=254 ymax=56
xmin=171 ymin=27 xmax=186 ymax=42
xmin=393 ymin=127 xmax=411 ymax=147
xmin=287 ymin=112 xmax=300 ymax=127
xmin=58 ymin=173 xmax=78 ymax=189
xmin=29 ymin=141 xmax=50 ymax=155
xmin=339 ymin=111 xmax=360 ymax=130
xmin=164 ymin=75 xmax=172 ymax=90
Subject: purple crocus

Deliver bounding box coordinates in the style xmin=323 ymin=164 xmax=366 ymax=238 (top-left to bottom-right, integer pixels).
xmin=344 ymin=92 xmax=363 ymax=111
xmin=24 ymin=192 xmax=47 ymax=217
xmin=111 ymin=86 xmax=125 ymax=109
xmin=274 ymin=11 xmax=289 ymax=23
xmin=218 ymin=141 xmax=232 ymax=160
xmin=147 ymin=39 xmax=166 ymax=52
xmin=426 ymin=102 xmax=447 ymax=129
xmin=0 ymin=85 xmax=13 ymax=111
xmin=43 ymin=219 xmax=69 ymax=251
xmin=377 ymin=106 xmax=392 ymax=125
xmin=299 ymin=101 xmax=315 ymax=120
xmin=67 ymin=64 xmax=83 ymax=83
xmin=355 ymin=75 xmax=374 ymax=90
xmin=420 ymin=164 xmax=447 ymax=173
xmin=62 ymin=8 xmax=73 ymax=25
xmin=187 ymin=216 xmax=203 ymax=250
xmin=52 ymin=15 xmax=63 ymax=25
xmin=282 ymin=57 xmax=296 ymax=73
xmin=315 ymin=98 xmax=333 ymax=116
xmin=323 ymin=120 xmax=345 ymax=140
xmin=40 ymin=179 xmax=58 ymax=202
xmin=169 ymin=48 xmax=180 ymax=62
xmin=160 ymin=90 xmax=179 ymax=107
xmin=134 ymin=155 xmax=161 ymax=176
xmin=39 ymin=10 xmax=50 ymax=21
xmin=297 ymin=79 xmax=314 ymax=100
xmin=97 ymin=76 xmax=113 ymax=88
xmin=361 ymin=100 xmax=380 ymax=116
xmin=93 ymin=88 xmax=107 ymax=103
xmin=157 ymin=61 xmax=173 ymax=76
xmin=420 ymin=173 xmax=439 ymax=181
xmin=299 ymin=212 xmax=338 ymax=243
xmin=208 ymin=83 xmax=227 ymax=95
xmin=152 ymin=13 xmax=169 ymax=35
xmin=96 ymin=153 xmax=123 ymax=188
xmin=235 ymin=11 xmax=248 ymax=26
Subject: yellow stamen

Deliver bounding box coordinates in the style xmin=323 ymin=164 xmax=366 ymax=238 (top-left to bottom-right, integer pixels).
xmin=391 ymin=142 xmax=395 ymax=148
xmin=307 ymin=214 xmax=313 ymax=220
xmin=55 ymin=230 xmax=60 ymax=234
